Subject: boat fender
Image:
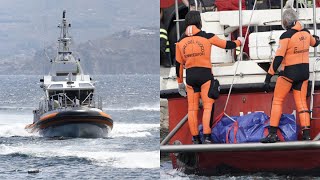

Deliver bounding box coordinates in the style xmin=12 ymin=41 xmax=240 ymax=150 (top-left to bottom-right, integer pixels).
xmin=208 ymin=77 xmax=220 ymax=99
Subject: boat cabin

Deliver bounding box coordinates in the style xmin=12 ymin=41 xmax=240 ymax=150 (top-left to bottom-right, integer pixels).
xmin=46 ymin=85 xmax=96 ymax=108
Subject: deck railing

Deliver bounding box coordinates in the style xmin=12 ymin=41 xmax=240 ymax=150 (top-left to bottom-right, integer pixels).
xmin=40 ymin=93 xmax=103 ymax=112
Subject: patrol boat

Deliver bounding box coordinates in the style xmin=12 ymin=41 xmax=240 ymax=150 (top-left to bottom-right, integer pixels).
xmin=160 ymin=0 xmax=320 ymax=176
xmin=25 ymin=11 xmax=113 ymax=138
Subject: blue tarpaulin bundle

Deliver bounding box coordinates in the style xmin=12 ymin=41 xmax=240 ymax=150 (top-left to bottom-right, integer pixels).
xmin=199 ymin=112 xmax=298 ymax=143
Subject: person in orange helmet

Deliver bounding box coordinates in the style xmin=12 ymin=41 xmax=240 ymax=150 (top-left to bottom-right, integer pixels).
xmin=176 ymin=11 xmax=244 ymax=144
xmin=261 ymin=8 xmax=320 ymax=143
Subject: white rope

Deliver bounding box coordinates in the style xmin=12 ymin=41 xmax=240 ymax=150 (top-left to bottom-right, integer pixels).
xmin=223 ymin=0 xmax=258 ymax=112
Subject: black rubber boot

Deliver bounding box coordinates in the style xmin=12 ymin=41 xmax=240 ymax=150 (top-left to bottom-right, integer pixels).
xmin=260 ymin=126 xmax=280 ymax=143
xmin=302 ymin=128 xmax=311 ymax=141
xmin=203 ymin=134 xmax=213 ymax=144
xmin=192 ymin=135 xmax=202 ymax=144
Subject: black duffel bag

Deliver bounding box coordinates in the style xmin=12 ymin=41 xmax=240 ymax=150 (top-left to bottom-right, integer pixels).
xmin=208 ymin=77 xmax=220 ymax=99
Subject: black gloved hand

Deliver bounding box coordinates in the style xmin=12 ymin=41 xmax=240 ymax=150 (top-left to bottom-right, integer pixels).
xmin=313 ymin=35 xmax=319 ymax=41
xmin=263 ymin=83 xmax=271 ymax=93
xmin=263 ymin=73 xmax=272 ymax=93
xmin=313 ymin=35 xmax=320 ymax=47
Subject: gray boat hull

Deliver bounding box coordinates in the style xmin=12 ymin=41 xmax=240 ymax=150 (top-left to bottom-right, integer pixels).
xmin=40 ymin=123 xmax=110 ymax=138
xmin=26 ymin=108 xmax=113 ymax=138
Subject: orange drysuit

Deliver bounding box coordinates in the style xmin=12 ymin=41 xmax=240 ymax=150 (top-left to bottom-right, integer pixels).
xmin=267 ymin=22 xmax=319 ymax=129
xmin=176 ymin=25 xmax=241 ymax=136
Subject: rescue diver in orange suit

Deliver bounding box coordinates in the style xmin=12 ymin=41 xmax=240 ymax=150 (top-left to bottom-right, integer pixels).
xmin=176 ymin=11 xmax=244 ymax=144
xmin=261 ymin=8 xmax=320 ymax=143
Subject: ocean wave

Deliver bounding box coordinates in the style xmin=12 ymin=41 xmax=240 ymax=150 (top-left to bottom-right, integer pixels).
xmin=104 ymin=103 xmax=159 ymax=111
xmin=160 ymin=166 xmax=189 ymax=180
xmin=0 ymin=123 xmax=37 ymax=137
xmin=0 ymin=106 xmax=34 ymax=111
xmin=0 ymin=103 xmax=160 ymax=112
xmin=110 ymin=123 xmax=159 ymax=138
xmin=0 ymin=144 xmax=159 ymax=169
xmin=105 ymin=151 xmax=160 ymax=169
xmin=0 ymin=121 xmax=158 ymax=138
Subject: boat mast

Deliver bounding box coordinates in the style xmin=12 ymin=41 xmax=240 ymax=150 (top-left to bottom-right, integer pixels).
xmin=54 ymin=10 xmax=84 ymax=77
xmin=57 ymin=10 xmax=72 ymax=60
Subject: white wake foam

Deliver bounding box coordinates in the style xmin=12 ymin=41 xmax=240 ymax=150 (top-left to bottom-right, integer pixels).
xmin=0 ymin=106 xmax=34 ymax=111
xmin=0 ymin=123 xmax=37 ymax=137
xmin=0 ymin=144 xmax=159 ymax=169
xmin=110 ymin=123 xmax=159 ymax=138
xmin=160 ymin=168 xmax=190 ymax=180
xmin=127 ymin=104 xmax=159 ymax=111
xmin=96 ymin=151 xmax=160 ymax=168
xmin=0 ymin=112 xmax=159 ymax=138
xmin=0 ymin=113 xmax=36 ymax=137
xmin=104 ymin=103 xmax=160 ymax=111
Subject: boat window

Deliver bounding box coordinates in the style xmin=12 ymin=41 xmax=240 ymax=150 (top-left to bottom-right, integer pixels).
xmin=55 ymin=73 xmax=77 ymax=77
xmin=65 ymin=90 xmax=80 ymax=100
xmin=80 ymin=90 xmax=93 ymax=101
xmin=54 ymin=62 xmax=79 ymax=75
xmin=49 ymin=84 xmax=63 ymax=88
xmin=48 ymin=90 xmax=63 ymax=100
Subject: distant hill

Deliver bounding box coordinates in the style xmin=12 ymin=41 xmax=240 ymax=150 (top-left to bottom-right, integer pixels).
xmin=0 ymin=0 xmax=159 ymax=57
xmin=0 ymin=28 xmax=159 ymax=75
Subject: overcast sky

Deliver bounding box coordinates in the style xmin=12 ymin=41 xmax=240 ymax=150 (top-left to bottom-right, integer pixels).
xmin=0 ymin=0 xmax=159 ymax=57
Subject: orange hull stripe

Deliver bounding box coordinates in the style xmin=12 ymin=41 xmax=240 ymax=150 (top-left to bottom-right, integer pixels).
xmin=40 ymin=112 xmax=58 ymax=121
xmin=99 ymin=111 xmax=112 ymax=119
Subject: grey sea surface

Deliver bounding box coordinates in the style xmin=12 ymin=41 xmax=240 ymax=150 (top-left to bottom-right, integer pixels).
xmin=160 ymin=159 xmax=320 ymax=180
xmin=0 ymin=74 xmax=159 ymax=179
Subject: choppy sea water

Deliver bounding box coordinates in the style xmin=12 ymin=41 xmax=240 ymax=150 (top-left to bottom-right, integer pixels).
xmin=160 ymin=160 xmax=320 ymax=180
xmin=0 ymin=74 xmax=159 ymax=179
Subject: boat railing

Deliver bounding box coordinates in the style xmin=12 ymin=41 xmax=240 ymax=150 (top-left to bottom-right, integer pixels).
xmin=80 ymin=92 xmax=103 ymax=109
xmin=81 ymin=92 xmax=93 ymax=106
xmin=46 ymin=93 xmax=103 ymax=111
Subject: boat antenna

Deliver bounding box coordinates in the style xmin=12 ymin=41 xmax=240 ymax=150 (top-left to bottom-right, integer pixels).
xmin=57 ymin=10 xmax=72 ymax=60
